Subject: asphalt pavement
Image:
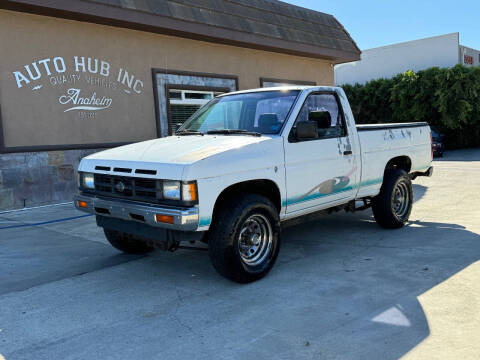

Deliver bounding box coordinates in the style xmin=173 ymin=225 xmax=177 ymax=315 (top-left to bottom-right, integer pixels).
xmin=0 ymin=149 xmax=479 ymax=360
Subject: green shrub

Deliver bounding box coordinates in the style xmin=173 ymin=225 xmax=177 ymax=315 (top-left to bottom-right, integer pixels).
xmin=341 ymin=64 xmax=480 ymax=149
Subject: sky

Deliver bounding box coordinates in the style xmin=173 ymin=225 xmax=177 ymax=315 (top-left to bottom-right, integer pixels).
xmin=283 ymin=0 xmax=479 ymax=50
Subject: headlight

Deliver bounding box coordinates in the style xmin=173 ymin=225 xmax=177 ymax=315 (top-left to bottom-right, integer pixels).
xmin=162 ymin=180 xmax=198 ymax=203
xmin=82 ymin=172 xmax=95 ymax=189
xmin=163 ymin=180 xmax=181 ymax=200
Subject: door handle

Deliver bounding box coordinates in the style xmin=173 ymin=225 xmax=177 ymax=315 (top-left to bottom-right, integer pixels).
xmin=343 ymin=150 xmax=353 ymax=156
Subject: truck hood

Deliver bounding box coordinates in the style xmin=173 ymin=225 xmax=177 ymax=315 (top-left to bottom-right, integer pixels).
xmin=79 ymin=135 xmax=274 ymax=179
xmin=86 ymin=135 xmax=270 ymax=164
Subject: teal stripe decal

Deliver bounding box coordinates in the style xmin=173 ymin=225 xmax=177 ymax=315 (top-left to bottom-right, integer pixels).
xmin=359 ymin=178 xmax=383 ymax=187
xmin=287 ymin=186 xmax=354 ymax=206
xmin=286 ymin=178 xmax=383 ymax=207
xmin=199 ymin=217 xmax=211 ymax=227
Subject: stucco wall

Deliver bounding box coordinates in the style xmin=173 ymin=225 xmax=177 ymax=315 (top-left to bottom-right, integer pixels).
xmin=0 ymin=9 xmax=334 ymax=211
xmin=0 ymin=9 xmax=333 ymax=150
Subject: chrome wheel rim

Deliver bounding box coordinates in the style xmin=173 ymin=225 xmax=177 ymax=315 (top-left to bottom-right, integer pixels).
xmin=238 ymin=214 xmax=273 ymax=266
xmin=392 ymin=180 xmax=410 ymax=219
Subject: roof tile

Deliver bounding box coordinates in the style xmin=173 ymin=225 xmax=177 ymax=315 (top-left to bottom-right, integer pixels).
xmin=8 ymin=0 xmax=360 ymax=61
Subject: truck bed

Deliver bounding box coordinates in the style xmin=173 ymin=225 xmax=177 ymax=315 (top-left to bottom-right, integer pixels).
xmin=355 ymin=121 xmax=432 ymax=199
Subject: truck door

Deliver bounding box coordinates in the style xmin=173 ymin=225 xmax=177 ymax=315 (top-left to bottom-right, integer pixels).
xmin=284 ymin=92 xmax=357 ymax=214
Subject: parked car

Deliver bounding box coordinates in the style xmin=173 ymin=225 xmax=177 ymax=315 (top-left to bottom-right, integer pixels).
xmin=74 ymin=86 xmax=433 ymax=283
xmin=430 ymin=125 xmax=445 ymax=157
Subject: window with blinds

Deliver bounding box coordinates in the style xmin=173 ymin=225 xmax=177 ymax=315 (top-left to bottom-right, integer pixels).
xmin=168 ymin=89 xmax=225 ymax=133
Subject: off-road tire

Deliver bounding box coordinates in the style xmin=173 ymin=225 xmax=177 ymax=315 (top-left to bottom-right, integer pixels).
xmin=104 ymin=229 xmax=155 ymax=254
xmin=372 ymin=169 xmax=413 ymax=229
xmin=207 ymin=194 xmax=281 ymax=283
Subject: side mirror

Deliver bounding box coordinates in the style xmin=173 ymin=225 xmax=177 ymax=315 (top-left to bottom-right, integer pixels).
xmin=309 ymin=111 xmax=331 ymax=129
xmin=296 ymin=121 xmax=318 ymax=141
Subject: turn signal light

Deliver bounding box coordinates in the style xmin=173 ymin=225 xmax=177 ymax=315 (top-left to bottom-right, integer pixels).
xmin=155 ymin=214 xmax=175 ymax=224
xmin=183 ymin=182 xmax=198 ymax=202
xmin=78 ymin=200 xmax=88 ymax=208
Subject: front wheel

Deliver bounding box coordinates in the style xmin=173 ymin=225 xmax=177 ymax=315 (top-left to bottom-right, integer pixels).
xmin=372 ymin=169 xmax=413 ymax=229
xmin=207 ymin=194 xmax=281 ymax=283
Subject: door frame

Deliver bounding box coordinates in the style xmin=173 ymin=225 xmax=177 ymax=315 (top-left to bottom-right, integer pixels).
xmin=282 ymin=89 xmax=355 ymax=214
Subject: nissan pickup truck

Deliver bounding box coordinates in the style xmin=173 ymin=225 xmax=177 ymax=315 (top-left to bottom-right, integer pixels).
xmin=75 ymin=86 xmax=433 ymax=283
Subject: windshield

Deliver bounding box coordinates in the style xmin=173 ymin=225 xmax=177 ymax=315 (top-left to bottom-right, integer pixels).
xmin=177 ymin=90 xmax=300 ymax=135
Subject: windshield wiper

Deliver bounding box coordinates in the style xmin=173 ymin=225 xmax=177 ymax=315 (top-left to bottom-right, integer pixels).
xmin=206 ymin=129 xmax=261 ymax=137
xmin=175 ymin=130 xmax=204 ymax=136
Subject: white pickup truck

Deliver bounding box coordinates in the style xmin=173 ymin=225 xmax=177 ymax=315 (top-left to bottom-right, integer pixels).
xmin=75 ymin=86 xmax=433 ymax=283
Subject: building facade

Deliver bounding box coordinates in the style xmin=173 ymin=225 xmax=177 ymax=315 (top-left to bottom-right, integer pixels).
xmin=0 ymin=0 xmax=360 ymax=211
xmin=461 ymin=45 xmax=480 ymax=67
xmin=335 ymin=33 xmax=479 ymax=85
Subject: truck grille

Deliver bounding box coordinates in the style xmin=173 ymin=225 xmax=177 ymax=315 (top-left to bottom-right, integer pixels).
xmin=94 ymin=174 xmax=159 ymax=203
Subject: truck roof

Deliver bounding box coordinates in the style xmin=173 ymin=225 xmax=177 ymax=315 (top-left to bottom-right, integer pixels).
xmin=219 ymin=86 xmax=339 ymax=97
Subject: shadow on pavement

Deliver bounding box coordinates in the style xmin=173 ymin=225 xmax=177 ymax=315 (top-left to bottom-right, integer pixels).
xmin=434 ymin=148 xmax=480 ymax=162
xmin=0 ymin=224 xmax=143 ymax=295
xmin=413 ymin=184 xmax=427 ymax=203
xmin=1 ymin=209 xmax=479 ymax=359
xmin=273 ymin=212 xmax=480 ymax=359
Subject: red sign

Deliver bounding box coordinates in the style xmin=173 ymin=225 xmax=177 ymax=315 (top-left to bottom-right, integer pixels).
xmin=464 ymin=55 xmax=474 ymax=65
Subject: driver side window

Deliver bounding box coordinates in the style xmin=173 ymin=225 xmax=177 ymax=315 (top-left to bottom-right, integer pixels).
xmin=293 ymin=93 xmax=346 ymax=141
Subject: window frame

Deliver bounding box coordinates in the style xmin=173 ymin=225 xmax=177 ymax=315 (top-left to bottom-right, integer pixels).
xmin=169 ymin=89 xmax=224 ymax=106
xmin=288 ymin=91 xmax=348 ymax=143
xmin=165 ymin=84 xmax=232 ymax=135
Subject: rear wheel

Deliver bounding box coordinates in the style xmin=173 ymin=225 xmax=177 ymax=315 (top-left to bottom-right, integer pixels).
xmin=372 ymin=169 xmax=413 ymax=229
xmin=104 ymin=229 xmax=155 ymax=254
xmin=207 ymin=194 xmax=280 ymax=283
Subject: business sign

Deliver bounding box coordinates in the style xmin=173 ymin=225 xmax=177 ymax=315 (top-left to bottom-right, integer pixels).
xmin=464 ymin=54 xmax=474 ymax=65
xmin=11 ymin=56 xmax=145 ymax=118
xmin=460 ymin=45 xmax=480 ymax=67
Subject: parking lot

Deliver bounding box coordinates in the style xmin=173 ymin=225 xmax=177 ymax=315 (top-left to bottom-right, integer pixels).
xmin=0 ymin=148 xmax=479 ymax=360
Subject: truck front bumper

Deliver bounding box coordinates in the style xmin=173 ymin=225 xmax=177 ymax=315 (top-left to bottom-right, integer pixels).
xmin=74 ymin=194 xmax=199 ymax=231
